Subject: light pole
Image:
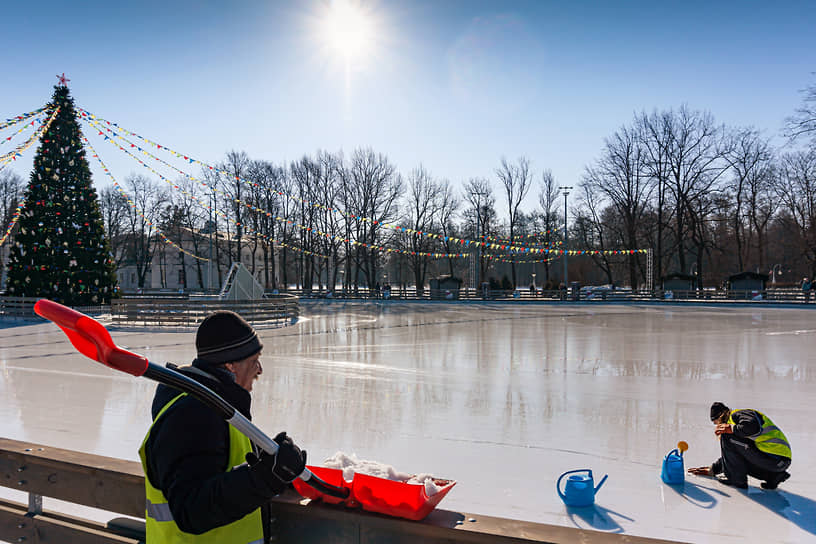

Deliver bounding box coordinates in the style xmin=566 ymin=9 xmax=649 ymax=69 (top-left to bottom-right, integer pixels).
xmin=208 ymin=189 xmax=214 ymax=293
xmin=471 ymin=190 xmax=487 ymax=294
xmin=559 ymin=186 xmax=572 ymax=289
xmin=771 ymin=263 xmax=782 ymax=285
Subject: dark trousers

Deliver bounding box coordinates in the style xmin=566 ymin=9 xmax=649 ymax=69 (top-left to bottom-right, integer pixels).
xmin=720 ymin=434 xmax=791 ymax=485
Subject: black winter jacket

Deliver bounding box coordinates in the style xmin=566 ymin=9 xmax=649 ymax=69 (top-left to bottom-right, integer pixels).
xmin=143 ymin=359 xmax=284 ymax=539
xmin=710 ymin=409 xmax=769 ymax=474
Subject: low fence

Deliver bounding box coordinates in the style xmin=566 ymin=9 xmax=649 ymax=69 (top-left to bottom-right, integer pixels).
xmin=110 ymin=295 xmax=299 ymax=328
xmin=0 ymin=287 xmax=814 ymax=326
xmin=0 ymin=438 xmax=682 ymax=544
xmin=0 ymin=296 xmax=109 ymax=318
xmin=284 ymin=287 xmax=816 ymax=304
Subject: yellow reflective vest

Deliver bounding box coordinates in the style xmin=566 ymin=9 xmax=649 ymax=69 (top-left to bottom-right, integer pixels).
xmin=138 ymin=393 xmax=264 ymax=544
xmin=729 ymin=409 xmax=792 ymax=459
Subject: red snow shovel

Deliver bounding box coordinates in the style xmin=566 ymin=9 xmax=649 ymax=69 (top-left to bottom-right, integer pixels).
xmin=34 ymin=298 xmax=350 ymax=499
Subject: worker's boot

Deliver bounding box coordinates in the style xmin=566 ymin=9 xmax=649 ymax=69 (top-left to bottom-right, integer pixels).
xmin=761 ymin=471 xmax=790 ymax=490
xmin=716 ymin=475 xmax=748 ymax=489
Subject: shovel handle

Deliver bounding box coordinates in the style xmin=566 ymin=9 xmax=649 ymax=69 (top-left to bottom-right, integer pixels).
xmin=36 ymin=299 xmax=349 ymax=500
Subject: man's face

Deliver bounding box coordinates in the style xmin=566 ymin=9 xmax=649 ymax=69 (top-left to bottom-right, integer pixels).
xmin=712 ymin=411 xmax=729 ymax=425
xmin=227 ymin=351 xmax=263 ymax=392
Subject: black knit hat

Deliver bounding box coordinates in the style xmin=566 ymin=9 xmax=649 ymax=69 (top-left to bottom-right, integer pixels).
xmin=196 ymin=311 xmax=262 ymax=364
xmin=710 ymin=402 xmax=729 ymax=421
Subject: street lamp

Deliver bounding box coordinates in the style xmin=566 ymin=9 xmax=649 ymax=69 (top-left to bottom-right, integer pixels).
xmin=559 ymin=186 xmax=573 ymax=289
xmin=771 ymin=263 xmax=782 ymax=285
xmin=471 ymin=190 xmax=487 ymax=293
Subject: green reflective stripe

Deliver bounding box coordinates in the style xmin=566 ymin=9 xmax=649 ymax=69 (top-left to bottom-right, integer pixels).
xmin=146 ymin=499 xmax=174 ymax=522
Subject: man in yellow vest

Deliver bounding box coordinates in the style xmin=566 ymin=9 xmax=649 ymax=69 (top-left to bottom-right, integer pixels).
xmin=688 ymin=402 xmax=791 ymax=490
xmin=139 ymin=310 xmax=307 ymax=543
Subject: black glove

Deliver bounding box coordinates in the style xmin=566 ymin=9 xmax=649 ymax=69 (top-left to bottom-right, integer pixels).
xmin=247 ymin=432 xmax=307 ymax=492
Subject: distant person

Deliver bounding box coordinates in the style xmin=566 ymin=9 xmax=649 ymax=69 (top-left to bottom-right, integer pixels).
xmin=802 ymin=277 xmax=811 ymax=302
xmin=688 ymin=402 xmax=791 ymax=490
xmin=140 ymin=311 xmax=307 ymax=543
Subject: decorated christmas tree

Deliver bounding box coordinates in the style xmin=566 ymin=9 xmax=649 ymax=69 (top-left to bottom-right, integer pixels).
xmin=5 ymin=79 xmax=118 ymax=305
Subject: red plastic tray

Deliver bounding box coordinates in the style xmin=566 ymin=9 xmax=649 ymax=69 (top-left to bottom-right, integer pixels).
xmin=292 ymin=465 xmax=456 ymax=520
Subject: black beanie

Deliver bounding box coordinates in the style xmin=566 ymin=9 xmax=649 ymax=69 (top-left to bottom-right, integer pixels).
xmin=710 ymin=402 xmax=729 ymax=421
xmin=196 ymin=311 xmax=263 ymax=365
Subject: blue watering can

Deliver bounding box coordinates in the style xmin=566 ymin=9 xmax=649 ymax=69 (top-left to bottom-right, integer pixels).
xmin=557 ymin=469 xmax=608 ymax=507
xmin=661 ymin=441 xmax=688 ymax=485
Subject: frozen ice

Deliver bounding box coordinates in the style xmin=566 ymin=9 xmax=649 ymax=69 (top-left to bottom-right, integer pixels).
xmin=1 ymin=302 xmax=815 ymax=543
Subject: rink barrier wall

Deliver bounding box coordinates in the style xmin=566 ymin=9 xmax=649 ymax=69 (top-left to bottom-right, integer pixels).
xmin=264 ymin=287 xmax=816 ymax=304
xmin=109 ymin=295 xmax=299 ymax=328
xmin=0 ymin=438 xmax=685 ymax=544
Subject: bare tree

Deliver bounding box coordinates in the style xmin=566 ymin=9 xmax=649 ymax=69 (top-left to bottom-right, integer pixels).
xmin=463 ymin=177 xmax=497 ymax=287
xmin=582 ymin=123 xmax=653 ymax=289
xmin=313 ymin=150 xmax=346 ymax=291
xmin=290 ymin=155 xmax=320 ymax=290
xmin=162 ymin=177 xmax=208 ymax=289
xmin=217 ymin=150 xmax=251 ymax=265
xmin=248 ymin=160 xmax=284 ymax=289
xmin=536 ymin=169 xmax=561 ymax=285
xmin=637 ymin=109 xmax=675 ymax=282
xmin=0 ymin=170 xmax=24 ymax=280
xmin=346 ymin=148 xmax=402 ymax=290
xmin=437 ymin=179 xmax=460 ymax=277
xmin=723 ymin=127 xmax=774 ymax=271
xmin=773 ymin=149 xmax=816 ymax=277
xmin=784 ymin=76 xmax=816 ymax=145
xmin=496 ymin=156 xmax=532 ymax=287
xmin=402 ymin=165 xmax=442 ymax=293
xmin=98 ymin=185 xmax=130 ymax=270
xmin=573 ymin=184 xmax=615 ymax=284
xmin=0 ymin=170 xmax=23 ymax=225
xmin=122 ymin=174 xmax=168 ymax=288
xmin=663 ymin=106 xmax=730 ymax=282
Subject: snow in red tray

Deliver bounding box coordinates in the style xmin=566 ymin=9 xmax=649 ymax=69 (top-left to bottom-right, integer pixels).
xmin=292 ymin=451 xmax=456 ymax=520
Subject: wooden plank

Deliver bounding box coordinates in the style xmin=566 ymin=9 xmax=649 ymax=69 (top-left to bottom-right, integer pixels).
xmin=0 ymin=500 xmax=139 ymax=544
xmin=0 ymin=439 xmax=144 ymax=518
xmin=1 ymin=439 xmax=686 ymax=544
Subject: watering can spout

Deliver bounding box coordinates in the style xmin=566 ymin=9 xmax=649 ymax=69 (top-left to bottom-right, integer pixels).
xmin=594 ymin=474 xmax=608 ymax=494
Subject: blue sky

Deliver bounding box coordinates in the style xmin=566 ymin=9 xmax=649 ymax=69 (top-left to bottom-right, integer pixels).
xmin=2 ymin=0 xmax=814 ymax=212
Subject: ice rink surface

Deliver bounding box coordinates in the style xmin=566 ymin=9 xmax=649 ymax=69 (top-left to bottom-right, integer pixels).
xmin=1 ymin=302 xmax=815 ymax=543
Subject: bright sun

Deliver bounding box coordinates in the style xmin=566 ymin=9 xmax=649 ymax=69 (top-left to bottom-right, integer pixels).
xmin=318 ymin=0 xmax=374 ymax=63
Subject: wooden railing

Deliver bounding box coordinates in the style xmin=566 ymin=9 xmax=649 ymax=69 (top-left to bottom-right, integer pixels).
xmin=109 ymin=295 xmax=299 ymax=328
xmin=0 ymin=438 xmax=683 ymax=544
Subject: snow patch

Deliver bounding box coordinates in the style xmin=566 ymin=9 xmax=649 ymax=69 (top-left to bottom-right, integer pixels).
xmin=323 ymin=451 xmax=443 ymax=496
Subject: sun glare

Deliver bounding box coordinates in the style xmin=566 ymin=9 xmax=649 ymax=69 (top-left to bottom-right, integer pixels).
xmin=319 ymin=0 xmax=374 ymax=63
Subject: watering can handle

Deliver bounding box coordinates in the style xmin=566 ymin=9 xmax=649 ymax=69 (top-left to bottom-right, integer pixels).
xmin=556 ymin=469 xmax=589 ymax=501
xmin=595 ymin=474 xmax=608 ymax=494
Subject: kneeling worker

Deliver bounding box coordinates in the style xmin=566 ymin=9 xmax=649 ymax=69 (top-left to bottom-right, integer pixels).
xmin=140 ymin=310 xmax=306 ymax=543
xmin=688 ymin=402 xmax=791 ymax=490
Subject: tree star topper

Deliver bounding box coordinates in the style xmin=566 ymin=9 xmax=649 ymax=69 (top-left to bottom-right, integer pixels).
xmin=57 ymin=73 xmax=70 ymax=86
